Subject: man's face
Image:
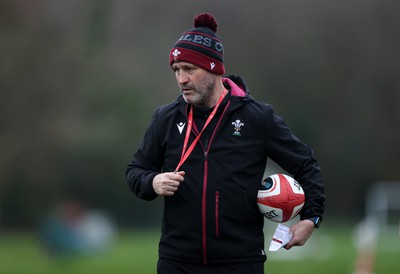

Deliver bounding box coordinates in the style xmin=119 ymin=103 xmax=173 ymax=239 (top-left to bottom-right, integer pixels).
xmin=171 ymin=62 xmax=216 ymax=107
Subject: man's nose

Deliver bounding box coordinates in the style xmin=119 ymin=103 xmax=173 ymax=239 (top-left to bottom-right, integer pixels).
xmin=177 ymin=73 xmax=189 ymax=84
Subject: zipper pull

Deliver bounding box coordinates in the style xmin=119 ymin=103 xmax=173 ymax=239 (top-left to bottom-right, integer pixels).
xmin=204 ymin=151 xmax=208 ymax=160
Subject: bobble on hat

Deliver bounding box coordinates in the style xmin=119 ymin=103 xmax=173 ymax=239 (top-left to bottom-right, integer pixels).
xmin=169 ymin=12 xmax=225 ymax=75
xmin=193 ymin=13 xmax=218 ymax=33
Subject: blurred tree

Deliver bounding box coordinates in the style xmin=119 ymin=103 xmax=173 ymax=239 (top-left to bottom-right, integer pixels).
xmin=0 ymin=0 xmax=399 ymax=228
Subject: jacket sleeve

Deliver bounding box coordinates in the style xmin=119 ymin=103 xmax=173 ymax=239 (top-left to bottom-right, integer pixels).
xmin=125 ymin=109 xmax=164 ymax=201
xmin=264 ymin=105 xmax=325 ymax=220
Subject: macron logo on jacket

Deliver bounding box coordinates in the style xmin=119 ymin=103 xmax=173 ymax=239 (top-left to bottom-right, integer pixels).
xmin=177 ymin=122 xmax=186 ymax=134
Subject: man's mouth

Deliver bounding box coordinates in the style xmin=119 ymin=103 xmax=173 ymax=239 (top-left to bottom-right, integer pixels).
xmin=182 ymin=88 xmax=194 ymax=94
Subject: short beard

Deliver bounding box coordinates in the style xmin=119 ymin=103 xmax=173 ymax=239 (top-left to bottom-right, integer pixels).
xmin=183 ymin=74 xmax=216 ymax=107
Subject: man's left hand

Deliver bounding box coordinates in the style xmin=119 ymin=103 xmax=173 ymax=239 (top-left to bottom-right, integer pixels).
xmin=284 ymin=219 xmax=315 ymax=250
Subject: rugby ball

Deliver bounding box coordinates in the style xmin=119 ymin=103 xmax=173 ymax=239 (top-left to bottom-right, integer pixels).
xmin=257 ymin=174 xmax=305 ymax=223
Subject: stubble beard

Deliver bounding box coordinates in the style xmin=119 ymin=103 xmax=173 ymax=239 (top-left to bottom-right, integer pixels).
xmin=182 ymin=75 xmax=216 ymax=107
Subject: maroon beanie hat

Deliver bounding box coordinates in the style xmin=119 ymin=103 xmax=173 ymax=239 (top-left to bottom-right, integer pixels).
xmin=169 ymin=13 xmax=225 ymax=75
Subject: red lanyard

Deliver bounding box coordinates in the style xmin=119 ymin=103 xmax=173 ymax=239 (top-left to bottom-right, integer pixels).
xmin=175 ymin=89 xmax=228 ymax=172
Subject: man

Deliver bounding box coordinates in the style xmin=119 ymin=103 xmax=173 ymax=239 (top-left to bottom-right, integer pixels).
xmin=126 ymin=13 xmax=325 ymax=274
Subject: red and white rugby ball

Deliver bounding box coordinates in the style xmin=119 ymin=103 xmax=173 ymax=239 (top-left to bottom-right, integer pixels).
xmin=257 ymin=174 xmax=305 ymax=223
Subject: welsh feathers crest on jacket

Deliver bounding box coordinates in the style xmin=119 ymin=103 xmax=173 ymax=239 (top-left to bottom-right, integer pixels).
xmin=232 ymin=119 xmax=244 ymax=136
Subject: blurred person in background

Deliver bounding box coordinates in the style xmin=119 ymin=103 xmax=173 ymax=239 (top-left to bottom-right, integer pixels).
xmin=38 ymin=201 xmax=116 ymax=256
xmin=126 ymin=12 xmax=325 ymax=274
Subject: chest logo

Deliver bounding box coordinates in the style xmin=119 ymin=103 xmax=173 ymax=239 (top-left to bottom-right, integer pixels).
xmin=177 ymin=122 xmax=186 ymax=134
xmin=232 ymin=119 xmax=244 ymax=136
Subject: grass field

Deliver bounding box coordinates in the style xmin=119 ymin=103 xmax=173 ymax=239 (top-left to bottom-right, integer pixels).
xmin=0 ymin=223 xmax=398 ymax=274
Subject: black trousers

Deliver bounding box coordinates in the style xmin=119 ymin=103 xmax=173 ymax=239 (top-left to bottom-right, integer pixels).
xmin=157 ymin=258 xmax=265 ymax=274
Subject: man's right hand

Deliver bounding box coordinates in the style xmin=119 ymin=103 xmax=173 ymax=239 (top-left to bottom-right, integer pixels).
xmin=152 ymin=171 xmax=185 ymax=196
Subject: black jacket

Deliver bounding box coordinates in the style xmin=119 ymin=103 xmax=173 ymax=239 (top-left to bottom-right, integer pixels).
xmin=126 ymin=75 xmax=325 ymax=264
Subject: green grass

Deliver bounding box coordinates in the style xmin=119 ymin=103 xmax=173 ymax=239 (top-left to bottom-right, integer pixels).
xmin=0 ymin=224 xmax=398 ymax=274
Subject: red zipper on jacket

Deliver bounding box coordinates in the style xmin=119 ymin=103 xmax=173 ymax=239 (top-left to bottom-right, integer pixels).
xmin=202 ymin=151 xmax=209 ymax=264
xmin=215 ymin=191 xmax=219 ymax=236
xmin=197 ymin=101 xmax=230 ymax=265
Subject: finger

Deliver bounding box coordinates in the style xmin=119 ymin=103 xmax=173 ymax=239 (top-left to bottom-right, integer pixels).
xmin=283 ymin=234 xmax=299 ymax=250
xmin=283 ymin=242 xmax=293 ymax=250
xmin=164 ymin=184 xmax=180 ymax=195
xmin=167 ymin=185 xmax=178 ymax=192
xmin=158 ymin=187 xmax=174 ymax=196
xmin=163 ymin=190 xmax=175 ymax=196
xmin=176 ymin=171 xmax=185 ymax=176
xmin=171 ymin=171 xmax=185 ymax=181
xmin=159 ymin=182 xmax=179 ymax=195
xmin=166 ymin=180 xmax=181 ymax=187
